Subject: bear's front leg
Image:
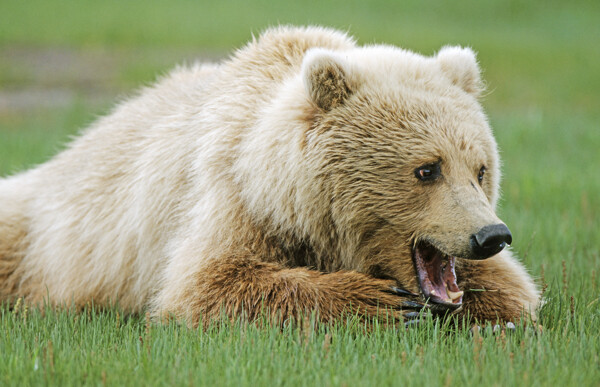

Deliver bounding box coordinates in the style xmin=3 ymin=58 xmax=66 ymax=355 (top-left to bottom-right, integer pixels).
xmin=156 ymin=253 xmax=430 ymax=328
xmin=456 ymin=249 xmax=540 ymax=323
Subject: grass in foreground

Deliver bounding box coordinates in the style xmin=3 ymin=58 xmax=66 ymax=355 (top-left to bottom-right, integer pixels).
xmin=1 ymin=284 xmax=599 ymax=387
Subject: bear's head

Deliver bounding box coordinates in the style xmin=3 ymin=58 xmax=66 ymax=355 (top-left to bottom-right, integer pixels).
xmin=299 ymin=44 xmax=511 ymax=306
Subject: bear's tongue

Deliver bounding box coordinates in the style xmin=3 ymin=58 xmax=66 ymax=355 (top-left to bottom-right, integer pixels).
xmin=413 ymin=242 xmax=463 ymax=304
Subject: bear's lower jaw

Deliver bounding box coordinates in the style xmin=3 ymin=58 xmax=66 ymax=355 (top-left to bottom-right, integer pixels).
xmin=413 ymin=241 xmax=464 ymax=306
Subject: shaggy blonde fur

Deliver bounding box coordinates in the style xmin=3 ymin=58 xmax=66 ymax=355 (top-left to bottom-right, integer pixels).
xmin=0 ymin=26 xmax=539 ymax=325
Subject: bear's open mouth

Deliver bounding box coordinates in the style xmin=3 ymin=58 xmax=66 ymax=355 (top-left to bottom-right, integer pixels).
xmin=412 ymin=241 xmax=463 ymax=305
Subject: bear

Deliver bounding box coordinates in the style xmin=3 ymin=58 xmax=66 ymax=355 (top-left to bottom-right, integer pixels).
xmin=0 ymin=26 xmax=539 ymax=327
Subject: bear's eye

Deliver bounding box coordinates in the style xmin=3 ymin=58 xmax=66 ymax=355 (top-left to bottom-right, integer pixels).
xmin=414 ymin=163 xmax=441 ymax=182
xmin=478 ymin=166 xmax=486 ymax=184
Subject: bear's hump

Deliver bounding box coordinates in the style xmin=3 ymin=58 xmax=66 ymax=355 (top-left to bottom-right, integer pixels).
xmin=230 ymin=26 xmax=357 ymax=74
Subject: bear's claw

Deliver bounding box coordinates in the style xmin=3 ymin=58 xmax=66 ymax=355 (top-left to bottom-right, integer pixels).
xmin=384 ymin=286 xmax=432 ymax=323
xmin=389 ymin=286 xmax=418 ymax=297
xmin=400 ymin=300 xmax=428 ymax=309
xmin=404 ymin=319 xmax=423 ymax=328
xmin=428 ymin=300 xmax=462 ymax=316
xmin=403 ymin=311 xmax=421 ymax=320
xmin=387 ymin=285 xmax=463 ymax=321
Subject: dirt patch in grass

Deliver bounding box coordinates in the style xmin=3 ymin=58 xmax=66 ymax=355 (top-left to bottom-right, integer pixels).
xmin=0 ymin=46 xmax=224 ymax=113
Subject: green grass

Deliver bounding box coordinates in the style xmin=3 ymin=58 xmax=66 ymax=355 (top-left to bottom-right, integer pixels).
xmin=1 ymin=0 xmax=599 ymax=386
xmin=2 ymin=301 xmax=598 ymax=386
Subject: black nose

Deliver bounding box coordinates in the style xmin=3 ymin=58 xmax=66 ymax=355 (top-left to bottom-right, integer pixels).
xmin=470 ymin=224 xmax=512 ymax=259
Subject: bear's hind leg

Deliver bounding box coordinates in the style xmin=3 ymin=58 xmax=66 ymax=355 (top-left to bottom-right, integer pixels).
xmin=0 ymin=193 xmax=28 ymax=301
xmin=0 ymin=225 xmax=26 ymax=300
xmin=155 ymin=253 xmax=429 ymax=328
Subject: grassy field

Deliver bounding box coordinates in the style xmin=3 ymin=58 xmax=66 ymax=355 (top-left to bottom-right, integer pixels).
xmin=1 ymin=0 xmax=599 ymax=385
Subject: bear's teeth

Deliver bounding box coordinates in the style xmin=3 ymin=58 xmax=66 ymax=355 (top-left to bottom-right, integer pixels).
xmin=446 ymin=289 xmax=464 ymax=301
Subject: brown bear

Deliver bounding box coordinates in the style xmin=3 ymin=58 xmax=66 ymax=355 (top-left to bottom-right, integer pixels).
xmin=0 ymin=26 xmax=539 ymax=327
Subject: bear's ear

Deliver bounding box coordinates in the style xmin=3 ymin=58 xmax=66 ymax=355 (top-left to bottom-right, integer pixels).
xmin=302 ymin=49 xmax=352 ymax=111
xmin=436 ymin=46 xmax=483 ymax=97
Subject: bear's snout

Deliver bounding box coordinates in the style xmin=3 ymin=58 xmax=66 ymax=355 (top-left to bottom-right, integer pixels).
xmin=469 ymin=223 xmax=512 ymax=259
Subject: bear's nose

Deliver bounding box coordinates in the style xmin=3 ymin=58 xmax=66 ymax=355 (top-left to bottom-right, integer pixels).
xmin=470 ymin=224 xmax=512 ymax=259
